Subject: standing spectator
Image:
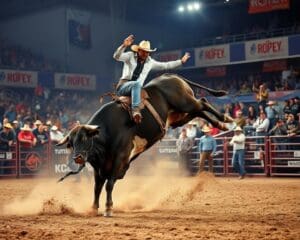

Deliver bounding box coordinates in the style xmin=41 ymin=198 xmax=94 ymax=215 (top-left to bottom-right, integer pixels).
xmin=4 ymin=105 xmax=16 ymax=123
xmin=290 ymin=97 xmax=300 ymax=118
xmin=268 ymin=119 xmax=287 ymax=150
xmin=18 ymin=124 xmax=36 ymax=151
xmin=253 ymin=112 xmax=270 ymax=148
xmin=229 ymin=126 xmax=246 ymax=179
xmin=253 ymin=83 xmax=269 ymax=109
xmin=234 ymin=110 xmax=246 ymax=128
xmin=198 ymin=125 xmax=217 ymax=173
xmin=176 ymin=128 xmax=194 ymax=175
xmin=286 ymin=114 xmax=300 ymax=150
xmin=265 ymin=101 xmax=278 ymax=131
xmin=32 ymin=124 xmax=49 ymax=152
xmin=11 ymin=120 xmax=20 ymax=142
xmin=49 ymin=125 xmax=64 ymax=144
xmin=186 ymin=122 xmax=197 ymax=140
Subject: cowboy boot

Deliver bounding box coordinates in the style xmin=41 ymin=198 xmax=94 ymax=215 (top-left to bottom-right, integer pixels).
xmin=132 ymin=107 xmax=142 ymax=124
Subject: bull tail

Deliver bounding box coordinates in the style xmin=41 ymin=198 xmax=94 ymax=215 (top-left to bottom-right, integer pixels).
xmin=175 ymin=74 xmax=228 ymax=97
xmin=57 ymin=164 xmax=85 ymax=182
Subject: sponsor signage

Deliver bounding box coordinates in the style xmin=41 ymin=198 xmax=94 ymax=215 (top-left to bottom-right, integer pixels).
xmin=248 ymin=0 xmax=290 ymax=14
xmin=288 ymin=160 xmax=300 ymax=166
xmin=154 ymin=50 xmax=181 ymax=62
xmin=206 ymin=66 xmax=226 ymax=77
xmin=0 ymin=69 xmax=38 ymax=88
xmin=262 ymin=59 xmax=287 ymax=72
xmin=54 ymin=73 xmax=96 ymax=90
xmin=195 ymin=44 xmax=230 ymax=67
xmin=245 ymin=37 xmax=288 ymax=61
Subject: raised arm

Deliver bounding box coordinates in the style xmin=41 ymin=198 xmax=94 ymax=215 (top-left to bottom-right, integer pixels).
xmin=151 ymin=52 xmax=190 ymax=71
xmin=113 ymin=34 xmax=134 ymax=61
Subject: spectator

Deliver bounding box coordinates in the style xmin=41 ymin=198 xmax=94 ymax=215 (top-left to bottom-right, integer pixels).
xmin=265 ymin=101 xmax=278 ymax=131
xmin=268 ymin=119 xmax=287 ymax=150
xmin=198 ymin=125 xmax=217 ymax=173
xmin=247 ymin=105 xmax=257 ymax=125
xmin=229 ymin=126 xmax=246 ymax=179
xmin=253 ymin=83 xmax=269 ymax=109
xmin=186 ymin=122 xmax=197 ymax=140
xmin=0 ymin=123 xmax=14 ymax=152
xmin=176 ymin=128 xmax=194 ymax=175
xmin=290 ymin=97 xmax=300 ymax=118
xmin=32 ymin=124 xmax=49 ymax=152
xmin=18 ymin=124 xmax=36 ymax=151
xmin=234 ymin=110 xmax=246 ymax=128
xmin=50 ymin=125 xmax=64 ymax=144
xmin=253 ymin=112 xmax=270 ymax=148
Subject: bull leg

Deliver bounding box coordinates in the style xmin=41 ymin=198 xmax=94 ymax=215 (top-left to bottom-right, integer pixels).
xmin=104 ymin=178 xmax=116 ymax=217
xmin=92 ymin=170 xmax=105 ymax=215
xmin=200 ymin=111 xmax=229 ymax=131
xmin=202 ymin=101 xmax=234 ymax=123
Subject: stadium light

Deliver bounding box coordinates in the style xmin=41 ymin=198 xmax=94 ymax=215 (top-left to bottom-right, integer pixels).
xmin=177 ymin=2 xmax=202 ymax=13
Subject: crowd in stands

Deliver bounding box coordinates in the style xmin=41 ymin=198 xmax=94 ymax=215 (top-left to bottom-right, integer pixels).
xmin=0 ymin=37 xmax=61 ymax=72
xmin=0 ymin=86 xmax=100 ymax=152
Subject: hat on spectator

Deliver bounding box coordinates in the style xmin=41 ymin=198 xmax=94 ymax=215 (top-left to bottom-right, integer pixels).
xmin=51 ymin=125 xmax=58 ymax=131
xmin=46 ymin=120 xmax=52 ymax=126
xmin=34 ymin=120 xmax=42 ymax=125
xmin=202 ymin=125 xmax=211 ymax=133
xmin=21 ymin=124 xmax=32 ymax=131
xmin=12 ymin=120 xmax=18 ymax=124
xmin=234 ymin=126 xmax=243 ymax=132
xmin=267 ymin=100 xmax=276 ymax=105
xmin=4 ymin=123 xmax=13 ymax=129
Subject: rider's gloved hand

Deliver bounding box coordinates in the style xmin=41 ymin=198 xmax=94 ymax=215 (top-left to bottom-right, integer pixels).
xmin=123 ymin=35 xmax=134 ymax=47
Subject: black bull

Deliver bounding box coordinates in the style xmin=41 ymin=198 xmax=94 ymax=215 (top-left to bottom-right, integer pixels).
xmin=57 ymin=73 xmax=232 ymax=216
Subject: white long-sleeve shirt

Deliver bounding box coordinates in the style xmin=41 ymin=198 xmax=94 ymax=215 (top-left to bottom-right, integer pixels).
xmin=113 ymin=45 xmax=182 ymax=85
xmin=253 ymin=118 xmax=270 ymax=133
xmin=229 ymin=133 xmax=246 ymax=151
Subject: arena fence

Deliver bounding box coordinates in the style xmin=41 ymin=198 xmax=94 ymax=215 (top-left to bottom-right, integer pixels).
xmin=0 ymin=136 xmax=299 ymax=178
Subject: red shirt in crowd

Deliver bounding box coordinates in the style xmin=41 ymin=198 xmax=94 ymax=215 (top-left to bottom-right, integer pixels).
xmin=18 ymin=131 xmax=36 ymax=148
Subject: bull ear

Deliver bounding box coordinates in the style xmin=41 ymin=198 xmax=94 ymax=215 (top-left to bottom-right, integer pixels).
xmin=84 ymin=125 xmax=101 ymax=137
xmin=56 ymin=136 xmax=69 ymax=146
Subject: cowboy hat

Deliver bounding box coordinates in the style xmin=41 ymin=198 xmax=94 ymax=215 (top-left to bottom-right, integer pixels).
xmin=34 ymin=120 xmax=42 ymax=125
xmin=202 ymin=125 xmax=211 ymax=133
xmin=51 ymin=125 xmax=58 ymax=131
xmin=267 ymin=100 xmax=276 ymax=105
xmin=4 ymin=123 xmax=13 ymax=129
xmin=21 ymin=124 xmax=32 ymax=131
xmin=131 ymin=40 xmax=157 ymax=52
xmin=234 ymin=126 xmax=243 ymax=132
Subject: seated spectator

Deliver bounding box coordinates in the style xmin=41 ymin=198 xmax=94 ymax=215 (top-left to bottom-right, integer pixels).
xmin=12 ymin=120 xmax=20 ymax=142
xmin=18 ymin=124 xmax=36 ymax=151
xmin=234 ymin=110 xmax=246 ymax=128
xmin=247 ymin=105 xmax=257 ymax=125
xmin=0 ymin=123 xmax=14 ymax=152
xmin=50 ymin=125 xmax=64 ymax=144
xmin=237 ymin=82 xmax=251 ymax=95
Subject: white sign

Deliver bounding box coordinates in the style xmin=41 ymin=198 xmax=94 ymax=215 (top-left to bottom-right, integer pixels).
xmin=0 ymin=69 xmax=38 ymax=88
xmin=288 ymin=161 xmax=300 ymax=166
xmin=195 ymin=44 xmax=230 ymax=67
xmin=293 ymin=151 xmax=300 ymax=158
xmin=245 ymin=36 xmax=288 ymax=61
xmin=54 ymin=73 xmax=96 ymax=91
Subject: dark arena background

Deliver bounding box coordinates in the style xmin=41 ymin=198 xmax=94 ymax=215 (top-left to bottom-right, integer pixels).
xmin=0 ymin=0 xmax=299 ymax=239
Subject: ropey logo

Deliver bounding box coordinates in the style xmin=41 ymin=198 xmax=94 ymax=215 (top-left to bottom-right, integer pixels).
xmin=257 ymin=40 xmax=282 ymax=54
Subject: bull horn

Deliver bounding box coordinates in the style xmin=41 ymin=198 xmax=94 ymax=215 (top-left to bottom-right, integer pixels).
xmin=84 ymin=124 xmax=100 ymax=130
xmin=56 ymin=135 xmax=69 ymax=146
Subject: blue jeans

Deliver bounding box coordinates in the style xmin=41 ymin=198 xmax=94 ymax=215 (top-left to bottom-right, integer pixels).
xmin=117 ymin=81 xmax=142 ymax=108
xmin=232 ymin=149 xmax=246 ymax=176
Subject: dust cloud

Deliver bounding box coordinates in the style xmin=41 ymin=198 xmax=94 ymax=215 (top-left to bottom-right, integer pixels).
xmin=1 ymin=158 xmax=217 ymax=216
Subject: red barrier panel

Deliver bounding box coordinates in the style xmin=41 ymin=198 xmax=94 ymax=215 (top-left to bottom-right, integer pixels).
xmin=269 ymin=135 xmax=300 ymax=176
xmin=0 ymin=144 xmax=18 ymax=178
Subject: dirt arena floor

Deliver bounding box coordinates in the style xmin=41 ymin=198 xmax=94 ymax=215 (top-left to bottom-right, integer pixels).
xmin=0 ymin=163 xmax=299 ymax=240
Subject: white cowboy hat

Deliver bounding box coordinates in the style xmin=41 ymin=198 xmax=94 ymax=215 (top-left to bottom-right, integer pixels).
xmin=51 ymin=125 xmax=58 ymax=131
xmin=131 ymin=40 xmax=157 ymax=52
xmin=4 ymin=123 xmax=13 ymax=129
xmin=21 ymin=124 xmax=32 ymax=131
xmin=202 ymin=125 xmax=211 ymax=133
xmin=267 ymin=100 xmax=276 ymax=105
xmin=34 ymin=120 xmax=42 ymax=125
xmin=234 ymin=126 xmax=243 ymax=132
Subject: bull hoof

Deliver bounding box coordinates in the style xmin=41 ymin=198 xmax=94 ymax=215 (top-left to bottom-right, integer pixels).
xmin=103 ymin=209 xmax=113 ymax=217
xmin=87 ymin=207 xmax=98 ymax=216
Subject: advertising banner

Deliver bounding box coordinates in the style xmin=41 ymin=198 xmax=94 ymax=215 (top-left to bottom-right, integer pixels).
xmin=262 ymin=59 xmax=287 ymax=72
xmin=0 ymin=69 xmax=38 ymax=88
xmin=245 ymin=37 xmax=288 ymax=61
xmin=195 ymin=44 xmax=230 ymax=67
xmin=154 ymin=50 xmax=182 ymax=62
xmin=206 ymin=66 xmax=226 ymax=77
xmin=248 ymin=0 xmax=290 ymax=14
xmin=54 ymin=73 xmax=96 ymax=91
